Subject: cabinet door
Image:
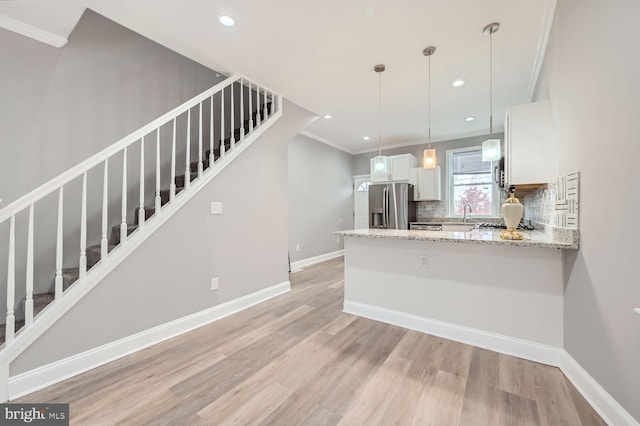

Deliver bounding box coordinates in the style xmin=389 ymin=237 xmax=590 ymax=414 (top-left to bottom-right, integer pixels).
xmin=506 ymin=100 xmax=556 ymax=185
xmin=413 ymin=166 xmax=442 ymax=201
xmin=370 ymin=158 xmax=389 ymax=182
xmin=389 ymin=154 xmax=415 ymax=181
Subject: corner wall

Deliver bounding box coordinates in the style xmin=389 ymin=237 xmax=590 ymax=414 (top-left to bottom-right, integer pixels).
xmin=10 ymin=99 xmax=316 ymax=375
xmin=534 ymin=0 xmax=640 ymax=421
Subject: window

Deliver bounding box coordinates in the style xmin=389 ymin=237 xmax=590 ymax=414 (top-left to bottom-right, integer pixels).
xmin=446 ymin=147 xmax=499 ymax=217
xmin=356 ymin=181 xmax=371 ymax=192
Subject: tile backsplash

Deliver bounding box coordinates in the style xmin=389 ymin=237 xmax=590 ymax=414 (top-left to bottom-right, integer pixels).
xmin=524 ymin=172 xmax=580 ymax=229
xmin=416 ymin=201 xmax=446 ymax=220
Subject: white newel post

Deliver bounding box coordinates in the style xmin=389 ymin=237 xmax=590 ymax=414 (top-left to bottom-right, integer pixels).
xmin=101 ymin=159 xmax=109 ymax=261
xmin=155 ymin=129 xmax=162 ymax=213
xmin=55 ymin=187 xmax=64 ymax=299
xmin=79 ymin=172 xmax=87 ymax=279
xmin=25 ymin=204 xmax=34 ymax=326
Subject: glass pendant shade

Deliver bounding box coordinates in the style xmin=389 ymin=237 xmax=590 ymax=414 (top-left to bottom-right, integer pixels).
xmin=372 ymin=155 xmax=388 ymax=173
xmin=482 ymin=138 xmax=501 ymax=161
xmin=423 ymin=149 xmax=436 ymax=169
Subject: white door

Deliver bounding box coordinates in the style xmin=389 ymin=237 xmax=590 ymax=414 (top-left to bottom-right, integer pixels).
xmin=354 ymin=175 xmax=371 ymax=229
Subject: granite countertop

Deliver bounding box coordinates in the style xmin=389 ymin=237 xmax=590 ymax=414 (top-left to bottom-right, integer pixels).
xmin=335 ymin=228 xmax=579 ymax=250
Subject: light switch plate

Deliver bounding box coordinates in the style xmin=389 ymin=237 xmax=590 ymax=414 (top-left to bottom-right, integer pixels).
xmin=211 ymin=277 xmax=219 ymax=290
xmin=210 ymin=202 xmax=223 ymax=215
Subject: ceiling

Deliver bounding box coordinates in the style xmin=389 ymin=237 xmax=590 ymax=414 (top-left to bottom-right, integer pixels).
xmin=0 ymin=0 xmax=555 ymax=154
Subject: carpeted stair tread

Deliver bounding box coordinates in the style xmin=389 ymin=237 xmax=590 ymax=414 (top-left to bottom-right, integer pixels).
xmin=175 ymin=172 xmax=199 ymax=188
xmin=189 ymin=159 xmax=210 ymax=173
xmin=86 ymin=244 xmax=117 ymax=269
xmin=62 ymin=267 xmax=80 ymax=291
xmin=110 ymin=224 xmax=139 ymax=246
xmin=160 ymin=187 xmax=184 ymax=206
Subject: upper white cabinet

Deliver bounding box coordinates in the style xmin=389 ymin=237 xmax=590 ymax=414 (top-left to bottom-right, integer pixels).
xmin=370 ymin=153 xmax=417 ymax=183
xmin=410 ymin=166 xmax=442 ymax=201
xmin=505 ymin=100 xmax=557 ymax=185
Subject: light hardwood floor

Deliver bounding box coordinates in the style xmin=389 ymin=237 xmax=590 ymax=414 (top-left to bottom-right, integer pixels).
xmin=17 ymin=257 xmax=605 ymax=425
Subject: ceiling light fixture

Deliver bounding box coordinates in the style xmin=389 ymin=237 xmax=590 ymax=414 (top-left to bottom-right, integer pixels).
xmin=423 ymin=46 xmax=437 ymax=169
xmin=219 ymin=15 xmax=235 ymax=27
xmin=363 ymin=136 xmax=371 ymax=140
xmin=482 ymin=22 xmax=501 ymax=162
xmin=371 ymin=64 xmax=388 ymax=174
xmin=323 ymin=114 xmax=333 ymax=119
xmin=464 ymin=116 xmax=475 ymax=122
xmin=452 ymin=78 xmax=466 ymax=88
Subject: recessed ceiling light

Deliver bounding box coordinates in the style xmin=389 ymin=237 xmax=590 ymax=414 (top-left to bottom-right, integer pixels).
xmin=464 ymin=116 xmax=475 ymax=122
xmin=219 ymin=15 xmax=235 ymax=27
xmin=452 ymin=79 xmax=466 ymax=88
xmin=323 ymin=114 xmax=333 ymax=119
xmin=363 ymin=136 xmax=371 ymax=140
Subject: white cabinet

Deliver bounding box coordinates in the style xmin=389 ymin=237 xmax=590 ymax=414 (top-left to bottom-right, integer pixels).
xmin=370 ymin=154 xmax=417 ymax=183
xmin=505 ymin=100 xmax=557 ymax=185
xmin=410 ymin=166 xmax=442 ymax=201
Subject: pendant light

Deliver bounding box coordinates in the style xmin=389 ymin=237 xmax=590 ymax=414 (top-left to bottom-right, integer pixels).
xmin=423 ymin=46 xmax=437 ymax=169
xmin=371 ymin=64 xmax=388 ymax=174
xmin=482 ymin=22 xmax=501 ymax=162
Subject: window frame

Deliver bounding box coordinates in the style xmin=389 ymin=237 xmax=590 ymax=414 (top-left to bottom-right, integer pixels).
xmin=446 ymin=146 xmax=500 ymax=218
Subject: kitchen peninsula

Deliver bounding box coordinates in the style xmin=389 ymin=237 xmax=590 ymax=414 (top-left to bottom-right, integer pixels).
xmin=335 ymin=227 xmax=579 ymax=366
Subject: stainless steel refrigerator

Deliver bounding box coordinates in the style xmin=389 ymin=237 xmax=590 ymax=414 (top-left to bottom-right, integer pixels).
xmin=369 ymin=182 xmax=416 ymax=229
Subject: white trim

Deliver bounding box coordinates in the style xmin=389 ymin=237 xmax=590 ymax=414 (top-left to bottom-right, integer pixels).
xmin=0 ymin=15 xmax=68 ymax=48
xmin=290 ymin=250 xmax=344 ymax=271
xmin=0 ymin=108 xmax=282 ymax=364
xmin=298 ymin=131 xmax=354 ymax=154
xmin=559 ymin=351 xmax=639 ymax=426
xmin=527 ymin=0 xmax=557 ymax=101
xmin=343 ymin=300 xmax=562 ymax=366
xmin=7 ymin=281 xmax=291 ymax=401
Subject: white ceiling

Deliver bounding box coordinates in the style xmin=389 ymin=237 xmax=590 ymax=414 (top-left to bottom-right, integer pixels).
xmin=0 ymin=0 xmax=555 ymax=154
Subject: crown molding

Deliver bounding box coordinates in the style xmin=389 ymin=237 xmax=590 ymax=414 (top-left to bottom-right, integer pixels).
xmin=0 ymin=14 xmax=67 ymax=48
xmin=527 ymin=0 xmax=557 ymax=101
xmin=298 ymin=130 xmax=354 ymax=154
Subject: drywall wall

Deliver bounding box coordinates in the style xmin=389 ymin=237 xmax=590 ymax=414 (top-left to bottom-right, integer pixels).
xmin=533 ymin=0 xmax=640 ymax=421
xmin=0 ymin=9 xmax=225 ymax=319
xmin=288 ymin=134 xmax=353 ymax=263
xmin=11 ymin=99 xmax=316 ymax=374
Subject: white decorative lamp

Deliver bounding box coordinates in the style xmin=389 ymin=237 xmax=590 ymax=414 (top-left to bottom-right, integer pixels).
xmin=371 ymin=64 xmax=388 ymax=174
xmin=481 ymin=22 xmax=502 ymax=162
xmin=423 ymin=46 xmax=437 ymax=169
xmin=500 ymin=186 xmax=524 ymax=240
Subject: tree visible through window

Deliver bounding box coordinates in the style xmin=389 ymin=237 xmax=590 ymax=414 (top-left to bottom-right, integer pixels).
xmin=448 ymin=148 xmax=496 ymax=216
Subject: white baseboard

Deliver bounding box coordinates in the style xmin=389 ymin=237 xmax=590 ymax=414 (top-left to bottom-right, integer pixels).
xmin=344 ymin=300 xmax=639 ymax=425
xmin=343 ymin=300 xmax=563 ymax=367
xmin=7 ymin=281 xmax=290 ymax=400
xmin=560 ymin=350 xmax=639 ymax=426
xmin=290 ymin=250 xmax=344 ymax=271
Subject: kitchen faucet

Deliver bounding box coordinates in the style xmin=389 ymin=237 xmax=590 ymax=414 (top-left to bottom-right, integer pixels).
xmin=463 ymin=204 xmax=473 ymax=222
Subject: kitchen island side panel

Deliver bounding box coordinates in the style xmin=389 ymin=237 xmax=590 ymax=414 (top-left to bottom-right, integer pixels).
xmin=343 ymin=236 xmax=563 ymax=347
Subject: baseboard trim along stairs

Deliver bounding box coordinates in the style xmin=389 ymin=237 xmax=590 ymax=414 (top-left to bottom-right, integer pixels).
xmin=343 ymin=300 xmax=639 ymax=426
xmin=8 ymin=281 xmax=290 ymax=400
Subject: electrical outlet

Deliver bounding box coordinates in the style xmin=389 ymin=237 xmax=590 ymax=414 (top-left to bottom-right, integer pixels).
xmin=296 ymin=244 xmax=300 ymax=252
xmin=210 ymin=202 xmax=223 ymax=215
xmin=210 ymin=277 xmax=219 ymax=291
xmin=419 ymin=255 xmax=429 ymax=269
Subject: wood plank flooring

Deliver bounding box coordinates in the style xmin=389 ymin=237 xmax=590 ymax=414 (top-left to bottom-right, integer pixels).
xmin=16 ymin=257 xmax=605 ymax=425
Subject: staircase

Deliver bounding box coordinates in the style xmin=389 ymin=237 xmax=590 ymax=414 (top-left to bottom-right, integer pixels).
xmin=0 ymin=75 xmax=281 ymax=354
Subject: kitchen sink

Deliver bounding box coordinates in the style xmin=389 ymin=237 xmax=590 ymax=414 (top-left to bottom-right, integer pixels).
xmin=441 ymin=224 xmax=476 ymax=232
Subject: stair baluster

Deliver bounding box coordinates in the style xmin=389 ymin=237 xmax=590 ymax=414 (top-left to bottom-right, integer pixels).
xmin=55 ymin=187 xmax=64 ymax=299
xmin=120 ymin=147 xmax=128 ymax=244
xmin=101 ymin=159 xmax=109 ymax=261
xmin=155 ymin=129 xmax=162 ymax=213
xmin=220 ymin=89 xmax=226 ymax=158
xmin=263 ymin=88 xmax=268 ymax=121
xmin=240 ymin=79 xmax=245 ymax=141
xmin=209 ymin=96 xmax=214 ymax=166
xmin=198 ymin=103 xmax=203 ymax=178
xmin=230 ymin=83 xmax=236 ymax=151
xmin=185 ymin=109 xmax=191 ymax=189
xmin=5 ymin=216 xmax=15 ymax=344
xmin=170 ymin=119 xmax=176 ymax=202
xmin=256 ymin=86 xmax=262 ymax=127
xmin=79 ymin=172 xmax=87 ymax=279
xmin=25 ymin=205 xmax=34 ymax=326
xmin=249 ymin=81 xmax=254 ymax=134
xmin=138 ymin=137 xmax=145 ymax=227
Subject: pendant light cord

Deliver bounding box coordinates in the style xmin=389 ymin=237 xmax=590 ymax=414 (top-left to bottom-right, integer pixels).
xmin=378 ymin=71 xmax=382 ymax=156
xmin=489 ymin=29 xmax=494 ymax=137
xmin=428 ymin=53 xmax=432 ymax=148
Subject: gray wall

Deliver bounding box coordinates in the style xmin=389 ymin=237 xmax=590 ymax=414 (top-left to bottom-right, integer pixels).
xmin=0 ymin=10 xmax=226 ymax=319
xmin=288 ymin=134 xmax=353 ymax=263
xmin=353 ymin=134 xmax=504 ymax=218
xmin=11 ymin=99 xmax=316 ymax=374
xmin=534 ymin=0 xmax=640 ymax=421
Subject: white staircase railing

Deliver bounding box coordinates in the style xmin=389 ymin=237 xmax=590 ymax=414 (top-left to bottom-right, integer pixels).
xmin=0 ymin=74 xmax=281 ymax=354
